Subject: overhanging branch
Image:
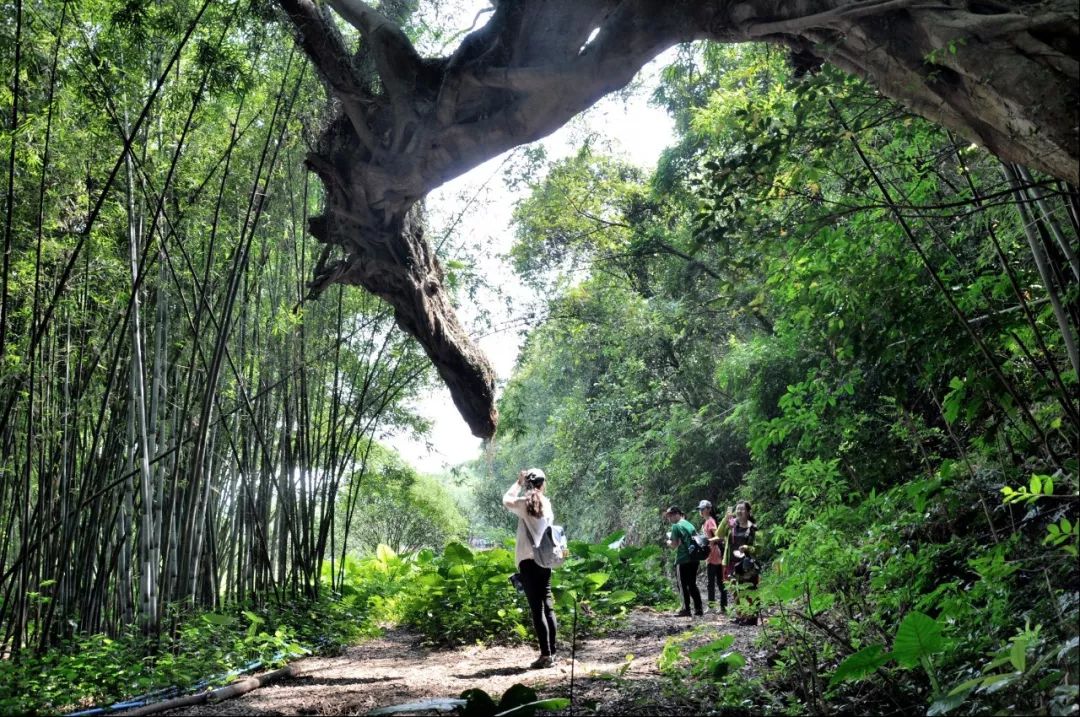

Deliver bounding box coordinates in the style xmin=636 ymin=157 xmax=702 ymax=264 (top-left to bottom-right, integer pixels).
xmin=276 ymin=0 xmax=1079 ymax=440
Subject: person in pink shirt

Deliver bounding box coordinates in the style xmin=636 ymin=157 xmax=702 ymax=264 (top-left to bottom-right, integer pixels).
xmin=698 ymin=500 xmax=727 ymax=615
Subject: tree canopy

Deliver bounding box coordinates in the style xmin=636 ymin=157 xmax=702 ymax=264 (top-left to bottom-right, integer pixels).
xmin=275 ymin=0 xmax=1079 ymax=437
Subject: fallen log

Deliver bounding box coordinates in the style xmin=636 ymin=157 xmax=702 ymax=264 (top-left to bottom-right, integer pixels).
xmin=208 ymin=665 xmax=295 ymax=703
xmin=122 ymin=665 xmax=295 ymax=716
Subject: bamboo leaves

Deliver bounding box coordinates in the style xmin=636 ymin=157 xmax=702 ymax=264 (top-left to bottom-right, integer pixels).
xmin=0 ymin=0 xmax=432 ymax=653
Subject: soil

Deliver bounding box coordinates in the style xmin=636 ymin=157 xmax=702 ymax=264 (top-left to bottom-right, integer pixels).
xmin=156 ymin=607 xmax=764 ymax=716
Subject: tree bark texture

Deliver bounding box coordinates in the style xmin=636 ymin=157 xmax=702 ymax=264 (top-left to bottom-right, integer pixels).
xmin=277 ymin=0 xmax=1079 ymax=439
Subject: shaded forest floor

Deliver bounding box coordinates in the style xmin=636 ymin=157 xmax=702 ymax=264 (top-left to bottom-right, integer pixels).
xmin=157 ymin=607 xmax=763 ymax=716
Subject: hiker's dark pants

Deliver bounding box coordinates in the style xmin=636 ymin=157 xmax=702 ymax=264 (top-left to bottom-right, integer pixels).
xmin=519 ymin=558 xmax=557 ymax=656
xmin=676 ymin=560 xmax=703 ymax=613
xmin=706 ymin=562 xmax=727 ymax=608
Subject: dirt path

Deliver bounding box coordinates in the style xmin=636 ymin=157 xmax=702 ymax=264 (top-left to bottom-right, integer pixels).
xmin=163 ymin=608 xmax=763 ymax=716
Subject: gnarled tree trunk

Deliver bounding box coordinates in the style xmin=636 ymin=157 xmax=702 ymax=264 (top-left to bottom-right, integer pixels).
xmin=277 ymin=0 xmax=1079 ymax=438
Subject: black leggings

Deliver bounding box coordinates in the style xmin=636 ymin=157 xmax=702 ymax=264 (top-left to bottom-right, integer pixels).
xmin=519 ymin=558 xmax=557 ymax=656
xmin=706 ymin=563 xmax=727 ymax=608
xmin=676 ymin=560 xmax=703 ymax=613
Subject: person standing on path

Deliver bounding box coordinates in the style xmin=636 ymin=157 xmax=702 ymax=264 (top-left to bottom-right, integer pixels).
xmin=698 ymin=500 xmax=727 ymax=615
xmin=664 ymin=506 xmax=703 ymax=617
xmin=503 ymin=468 xmax=559 ymax=668
xmin=727 ymin=500 xmax=760 ymax=625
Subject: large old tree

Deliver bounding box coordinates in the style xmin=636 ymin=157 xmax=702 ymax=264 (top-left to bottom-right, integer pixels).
xmin=276 ymin=0 xmax=1079 ymax=439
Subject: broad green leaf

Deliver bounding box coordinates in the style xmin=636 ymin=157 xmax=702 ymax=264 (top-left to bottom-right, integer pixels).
xmin=927 ymin=691 xmax=969 ymax=715
xmin=1009 ymin=637 xmax=1026 ymax=672
xmin=443 ymin=541 xmax=475 ymax=564
xmin=418 ymin=573 xmax=444 ymax=587
xmin=605 ymin=590 xmax=636 ymax=604
xmin=892 ymin=612 xmax=945 ymax=668
xmin=830 ymin=644 xmax=890 ymax=684
xmin=447 ymin=563 xmax=473 ymax=578
xmin=720 ymin=651 xmax=746 ymax=671
xmin=774 ymin=578 xmax=802 ymax=602
xmin=554 ymin=588 xmax=578 ymax=608
xmin=947 ymin=677 xmax=985 ymax=697
xmin=584 ymin=572 xmax=610 ymax=589
xmin=689 ymin=635 xmax=735 ymax=658
xmin=980 ymin=671 xmax=1021 ymax=693
xmin=376 ymin=544 xmax=397 ymax=562
xmin=602 ymin=530 xmax=626 ymax=546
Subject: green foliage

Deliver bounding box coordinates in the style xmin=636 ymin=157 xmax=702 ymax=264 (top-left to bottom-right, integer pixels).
xmin=656 ymin=628 xmax=762 ymax=710
xmin=0 ymin=596 xmax=356 ymax=715
xmin=400 ymin=542 xmax=527 ymax=646
xmin=553 ymin=532 xmax=668 ymax=630
xmin=1001 ymin=474 xmax=1058 ymax=506
xmin=1001 ymin=474 xmax=1080 ymax=558
xmin=831 ymin=645 xmax=890 ymax=684
xmin=488 ymin=34 xmax=1078 ymax=716
xmin=891 ymin=611 xmax=946 ymax=671
xmin=337 ymin=446 xmax=469 ymax=557
xmin=930 ymin=622 xmax=1079 ymax=716
xmin=831 ymin=611 xmax=948 ymax=694
xmin=1043 ymin=518 xmax=1078 ymax=558
xmin=458 ymin=683 xmax=570 ymax=717
xmin=400 ymin=536 xmax=665 ymax=646
xmin=686 ymin=634 xmax=747 ymax=680
xmin=329 ymin=545 xmax=419 ymax=635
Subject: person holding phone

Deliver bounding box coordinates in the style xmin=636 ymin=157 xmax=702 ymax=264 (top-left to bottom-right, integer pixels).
xmin=698 ymin=500 xmax=727 ymax=615
xmin=726 ymin=501 xmax=760 ymax=625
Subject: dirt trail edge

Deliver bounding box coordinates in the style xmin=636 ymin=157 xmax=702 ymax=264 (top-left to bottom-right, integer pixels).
xmin=158 ymin=608 xmax=763 ymax=716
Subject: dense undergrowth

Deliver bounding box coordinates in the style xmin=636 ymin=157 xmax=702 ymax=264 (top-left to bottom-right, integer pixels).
xmin=398 ymin=534 xmax=669 ymax=645
xmin=0 ymin=536 xmax=667 ymax=715
xmin=0 ymin=594 xmax=356 ymax=715
xmin=648 ymin=470 xmax=1079 ymax=716
xmin=758 ymin=470 xmax=1078 ymax=716
xmin=475 ymin=42 xmax=1080 ymax=716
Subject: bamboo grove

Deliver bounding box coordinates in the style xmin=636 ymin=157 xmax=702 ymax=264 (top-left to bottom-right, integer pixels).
xmin=0 ymin=0 xmax=437 ymax=655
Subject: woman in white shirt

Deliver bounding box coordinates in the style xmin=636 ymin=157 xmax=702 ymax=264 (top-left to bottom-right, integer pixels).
xmin=503 ymin=468 xmax=558 ymax=668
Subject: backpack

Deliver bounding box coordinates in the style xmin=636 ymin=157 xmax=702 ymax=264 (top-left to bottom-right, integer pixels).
xmin=687 ymin=533 xmax=711 ymax=562
xmin=525 ymin=521 xmax=569 ymax=569
xmin=732 ymin=552 xmax=760 ymax=583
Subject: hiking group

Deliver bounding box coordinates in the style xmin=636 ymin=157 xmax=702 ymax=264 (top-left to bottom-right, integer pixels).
xmin=663 ymin=501 xmax=759 ymax=625
xmin=503 ymin=466 xmax=759 ymax=670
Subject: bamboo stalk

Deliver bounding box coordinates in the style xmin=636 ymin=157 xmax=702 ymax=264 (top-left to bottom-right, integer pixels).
xmin=1003 ymin=163 xmax=1080 ymax=380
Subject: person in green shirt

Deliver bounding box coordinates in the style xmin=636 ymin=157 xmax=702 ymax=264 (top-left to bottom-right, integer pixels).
xmin=664 ymin=506 xmax=703 ymax=617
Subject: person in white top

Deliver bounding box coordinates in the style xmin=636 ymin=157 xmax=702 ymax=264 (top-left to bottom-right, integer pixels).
xmin=503 ymin=468 xmax=558 ymax=669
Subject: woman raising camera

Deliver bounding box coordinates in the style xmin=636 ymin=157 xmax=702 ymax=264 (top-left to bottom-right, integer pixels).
xmin=503 ymin=468 xmax=559 ymax=668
